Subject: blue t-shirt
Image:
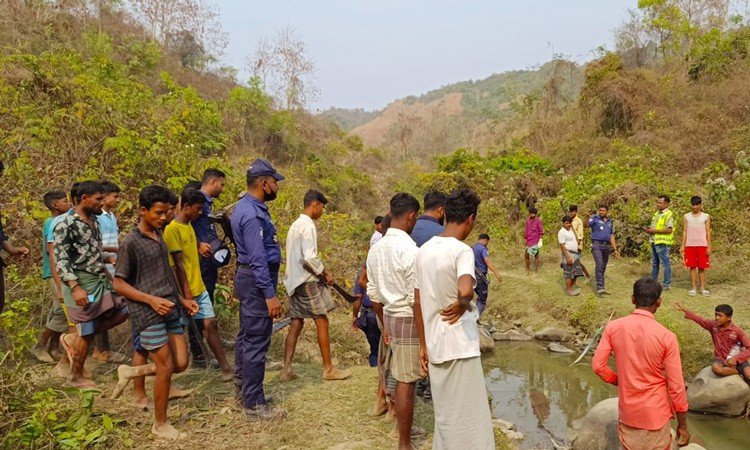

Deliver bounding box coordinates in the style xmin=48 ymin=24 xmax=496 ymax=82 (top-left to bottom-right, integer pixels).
xmin=411 ymin=215 xmax=444 ymax=247
xmin=41 ymin=217 xmax=53 ymax=279
xmin=473 ymin=242 xmax=489 ymax=274
xmin=353 ymin=268 xmax=372 ymax=308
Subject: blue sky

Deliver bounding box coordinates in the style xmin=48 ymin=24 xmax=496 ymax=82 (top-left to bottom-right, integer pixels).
xmin=216 ymin=0 xmax=635 ymax=110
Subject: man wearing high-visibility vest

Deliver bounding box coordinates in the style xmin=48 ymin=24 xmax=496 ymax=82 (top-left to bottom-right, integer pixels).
xmin=645 ymin=195 xmax=675 ymax=290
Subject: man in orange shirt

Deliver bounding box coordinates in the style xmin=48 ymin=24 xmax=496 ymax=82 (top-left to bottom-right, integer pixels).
xmin=592 ymin=277 xmax=690 ymax=449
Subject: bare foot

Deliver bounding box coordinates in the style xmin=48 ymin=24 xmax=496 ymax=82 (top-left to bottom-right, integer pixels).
xmin=220 ymin=370 xmax=234 ymax=382
xmin=92 ymin=349 xmax=108 ymax=363
xmin=372 ymin=397 xmax=389 ymax=416
xmin=151 ymin=422 xmax=186 ymax=440
xmin=323 ymin=367 xmax=351 ymax=381
xmin=279 ymin=369 xmax=299 ymax=382
xmin=132 ymin=396 xmax=152 ymax=411
xmin=67 ymin=376 xmax=96 ymax=388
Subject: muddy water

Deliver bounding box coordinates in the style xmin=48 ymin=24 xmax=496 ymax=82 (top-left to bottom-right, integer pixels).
xmin=483 ymin=342 xmax=750 ymax=450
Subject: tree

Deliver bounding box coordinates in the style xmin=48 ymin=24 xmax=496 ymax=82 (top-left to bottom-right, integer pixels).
xmin=248 ymin=26 xmax=318 ymax=110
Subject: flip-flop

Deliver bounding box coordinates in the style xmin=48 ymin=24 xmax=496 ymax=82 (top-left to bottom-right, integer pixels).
xmin=59 ymin=333 xmax=77 ymax=365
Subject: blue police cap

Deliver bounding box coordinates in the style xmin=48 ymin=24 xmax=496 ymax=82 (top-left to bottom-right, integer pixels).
xmin=247 ymin=158 xmax=285 ymax=181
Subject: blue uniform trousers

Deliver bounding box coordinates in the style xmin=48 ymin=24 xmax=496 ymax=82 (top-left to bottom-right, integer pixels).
xmin=234 ymin=265 xmax=278 ymax=408
xmin=591 ymin=241 xmax=611 ymax=290
xmin=355 ymin=311 xmax=381 ymax=367
xmin=474 ymin=271 xmax=489 ymax=315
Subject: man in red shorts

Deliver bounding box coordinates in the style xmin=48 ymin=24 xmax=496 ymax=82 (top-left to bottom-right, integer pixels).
xmin=681 ymin=196 xmax=711 ymax=296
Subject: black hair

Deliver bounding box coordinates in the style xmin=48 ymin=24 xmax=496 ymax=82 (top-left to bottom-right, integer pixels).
xmin=690 ymin=196 xmax=702 ymax=206
xmin=167 ymin=190 xmax=179 ymax=206
xmin=715 ymin=304 xmax=733 ymax=317
xmin=423 ymin=191 xmax=447 ymax=211
xmin=181 ymin=188 xmax=206 ymax=207
xmin=659 ymin=194 xmax=671 ymax=204
xmin=202 ymin=168 xmax=226 ymax=183
xmin=70 ymin=182 xmax=82 ymax=203
xmin=633 ymin=277 xmax=662 ymax=307
xmin=139 ymin=185 xmax=173 ymax=209
xmin=100 ymin=181 xmax=121 ymax=195
xmin=77 ymin=181 xmax=103 ymax=199
xmin=598 ymin=204 xmax=609 ymax=210
xmin=43 ymin=191 xmax=67 ymax=210
xmin=528 ymin=207 xmax=538 ymax=215
xmin=184 ymin=180 xmax=202 ymax=192
xmin=389 ymin=193 xmax=420 ymax=218
xmin=479 ymin=233 xmax=490 ymax=241
xmin=445 ymin=188 xmax=481 ymax=224
xmin=374 ymin=215 xmax=384 ymax=225
xmin=381 ymin=214 xmax=392 ymax=232
xmin=246 ymin=174 xmax=267 ymax=187
xmin=304 ymin=189 xmax=328 ymax=208
xmin=569 ymin=204 xmax=578 ymax=212
xmin=562 ymin=215 xmax=573 ymax=223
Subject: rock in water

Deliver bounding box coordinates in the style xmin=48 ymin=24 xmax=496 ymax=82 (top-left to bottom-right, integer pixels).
xmin=548 ymin=342 xmax=574 ymax=354
xmin=534 ymin=327 xmax=574 ymax=342
xmin=686 ymin=366 xmax=750 ymax=416
xmin=479 ymin=326 xmax=495 ymax=353
xmin=492 ymin=329 xmax=532 ymax=341
xmin=571 ymin=398 xmax=619 ymax=450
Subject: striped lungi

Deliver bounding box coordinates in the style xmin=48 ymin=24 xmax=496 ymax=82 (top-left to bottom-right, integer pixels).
xmin=289 ymin=281 xmax=336 ymax=319
xmin=384 ymin=314 xmax=423 ymax=384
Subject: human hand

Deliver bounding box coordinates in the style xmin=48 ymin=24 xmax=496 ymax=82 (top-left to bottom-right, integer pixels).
xmin=266 ymin=296 xmax=282 ymax=319
xmin=323 ymin=272 xmax=334 ymax=286
xmin=10 ymin=246 xmax=29 ymax=257
xmin=383 ymin=330 xmax=390 ymax=346
xmin=566 ymin=257 xmax=573 ymax=265
xmin=150 ymin=297 xmax=175 ymax=316
xmin=726 ymin=357 xmax=737 ymax=368
xmin=706 ymin=246 xmax=711 ymax=256
xmin=72 ymin=285 xmax=89 ymax=307
xmin=675 ymin=425 xmax=690 ymax=447
xmin=180 ymin=297 xmax=200 ymax=316
xmin=440 ymin=301 xmax=471 ymax=324
xmin=614 ymin=249 xmax=621 ymax=258
xmin=674 ymin=302 xmax=687 ymax=313
xmin=198 ymin=242 xmax=212 ymax=258
xmin=351 ymin=316 xmax=358 ymax=331
xmin=495 ymin=274 xmax=503 ymax=283
xmin=419 ymin=346 xmax=429 ymax=376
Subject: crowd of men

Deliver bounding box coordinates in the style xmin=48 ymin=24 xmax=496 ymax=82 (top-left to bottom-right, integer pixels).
xmin=1 ymin=156 xmax=748 ymax=449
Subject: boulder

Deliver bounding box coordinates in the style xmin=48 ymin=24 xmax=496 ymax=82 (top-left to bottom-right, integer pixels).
xmin=479 ymin=327 xmax=495 ymax=353
xmin=571 ymin=397 xmax=619 ymax=450
xmin=686 ymin=366 xmax=750 ymax=416
xmin=492 ymin=329 xmax=532 ymax=342
xmin=534 ymin=327 xmax=574 ymax=342
xmin=492 ymin=419 xmax=524 ymax=441
xmin=548 ymin=342 xmax=575 ymax=354
xmin=512 ymin=320 xmax=523 ymax=328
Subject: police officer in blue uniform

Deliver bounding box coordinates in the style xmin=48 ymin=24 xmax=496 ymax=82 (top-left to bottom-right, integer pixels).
xmin=587 ymin=205 xmax=620 ymax=296
xmin=231 ymin=158 xmax=286 ymax=420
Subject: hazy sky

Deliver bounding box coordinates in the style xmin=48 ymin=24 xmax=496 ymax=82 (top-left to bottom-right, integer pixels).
xmin=216 ymin=0 xmax=635 ymax=111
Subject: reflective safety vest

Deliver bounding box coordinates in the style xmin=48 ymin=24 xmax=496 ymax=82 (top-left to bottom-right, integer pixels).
xmin=652 ymin=209 xmax=675 ymax=246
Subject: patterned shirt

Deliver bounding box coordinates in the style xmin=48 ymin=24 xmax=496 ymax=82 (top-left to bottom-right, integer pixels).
xmin=53 ymin=212 xmax=107 ymax=282
xmin=115 ymin=227 xmax=181 ymax=333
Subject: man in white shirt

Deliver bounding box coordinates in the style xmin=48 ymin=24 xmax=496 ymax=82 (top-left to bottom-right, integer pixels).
xmin=559 ymin=215 xmax=584 ymax=296
xmin=281 ymin=190 xmax=351 ymax=382
xmin=415 ymin=188 xmax=494 ymax=450
xmin=366 ymin=193 xmax=423 ymax=450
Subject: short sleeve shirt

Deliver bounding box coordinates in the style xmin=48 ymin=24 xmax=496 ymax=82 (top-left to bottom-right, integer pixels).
xmin=164 ymin=220 xmax=206 ymax=297
xmin=415 ymin=236 xmax=480 ymax=364
xmin=589 ymin=215 xmax=615 ymax=242
xmin=472 ymin=242 xmax=489 ymax=273
xmin=115 ymin=228 xmax=180 ymax=333
xmin=558 ymin=227 xmax=578 ymax=253
xmin=41 ymin=217 xmax=53 ymax=279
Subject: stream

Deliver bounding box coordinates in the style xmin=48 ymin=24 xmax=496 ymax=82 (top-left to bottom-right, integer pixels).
xmin=483 ymin=342 xmax=750 ymax=450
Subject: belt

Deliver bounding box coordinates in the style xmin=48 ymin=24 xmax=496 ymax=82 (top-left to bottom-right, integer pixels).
xmin=592 ymin=240 xmax=611 ymax=245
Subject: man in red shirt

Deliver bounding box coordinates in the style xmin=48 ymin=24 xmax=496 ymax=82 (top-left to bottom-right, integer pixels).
xmin=593 ymin=277 xmax=690 ymax=449
xmin=675 ymin=302 xmax=750 ymax=379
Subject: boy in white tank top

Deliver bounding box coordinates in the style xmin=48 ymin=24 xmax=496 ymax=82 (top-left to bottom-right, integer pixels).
xmin=681 ymin=196 xmax=711 ymax=296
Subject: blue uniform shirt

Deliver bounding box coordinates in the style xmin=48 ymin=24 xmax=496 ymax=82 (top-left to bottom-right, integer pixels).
xmin=231 ymin=194 xmax=281 ymax=300
xmin=353 ymin=268 xmax=372 ymax=309
xmin=192 ymin=190 xmax=218 ymax=244
xmin=411 ymin=215 xmax=444 ymax=247
xmin=589 ymin=215 xmax=615 ymax=242
xmin=473 ymin=242 xmax=489 ymax=274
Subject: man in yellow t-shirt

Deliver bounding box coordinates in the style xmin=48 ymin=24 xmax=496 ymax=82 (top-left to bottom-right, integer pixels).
xmin=164 ymin=189 xmax=233 ymax=381
xmin=568 ymin=205 xmax=590 ymax=279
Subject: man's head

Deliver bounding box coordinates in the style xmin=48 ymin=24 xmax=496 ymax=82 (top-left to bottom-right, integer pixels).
xmin=528 ymin=207 xmax=538 ymax=219
xmin=43 ymin=191 xmax=70 ymax=214
xmin=246 ymin=159 xmax=284 ymax=203
xmin=562 ymin=215 xmax=572 ymax=230
xmin=180 ymin=188 xmax=207 ymax=222
xmin=657 ymin=195 xmax=671 ymax=211
xmin=568 ymin=204 xmax=578 ymax=219
xmin=714 ymin=304 xmax=733 ymax=326
xmin=445 ymin=188 xmax=481 ymax=240
xmin=70 ymin=182 xmax=82 ymax=206
xmin=478 ymin=233 xmax=490 ymax=246
xmin=303 ymin=189 xmax=328 ymax=220
xmin=139 ymin=185 xmax=173 ymax=230
xmin=166 ymin=189 xmax=180 ymax=225
xmin=201 ymin=168 xmax=226 ymax=198
xmin=598 ymin=205 xmax=609 ymax=218
xmin=374 ymin=215 xmax=384 ymax=233
xmin=423 ymin=191 xmax=447 ymax=223
xmin=380 ymin=214 xmax=392 ymax=234
xmin=690 ymin=195 xmax=703 ymax=214
xmin=76 ymin=181 xmax=104 ymax=216
xmin=389 ymin=193 xmax=420 ymax=234
xmin=632 ymin=277 xmax=662 ymax=311
xmin=100 ymin=181 xmax=121 ymax=211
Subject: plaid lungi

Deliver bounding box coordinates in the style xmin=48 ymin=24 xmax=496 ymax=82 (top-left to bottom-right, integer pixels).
xmin=384 ymin=314 xmax=423 ymax=384
xmin=289 ymin=281 xmax=336 ymax=319
xmin=561 ymin=252 xmax=585 ymax=280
